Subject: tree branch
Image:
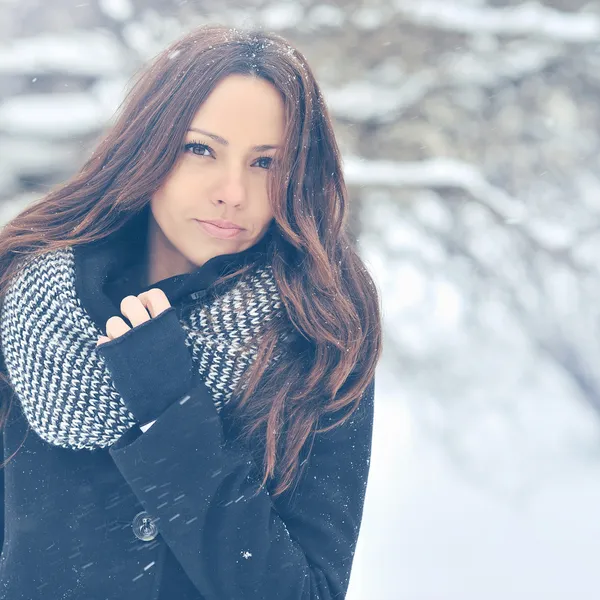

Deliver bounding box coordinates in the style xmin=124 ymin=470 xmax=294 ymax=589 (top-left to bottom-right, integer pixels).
xmin=394 ymin=0 xmax=600 ymax=43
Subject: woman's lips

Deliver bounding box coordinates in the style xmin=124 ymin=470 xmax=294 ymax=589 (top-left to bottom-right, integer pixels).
xmin=195 ymin=220 xmax=244 ymax=240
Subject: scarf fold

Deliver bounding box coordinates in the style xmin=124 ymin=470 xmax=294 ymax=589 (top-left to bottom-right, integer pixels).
xmin=0 ymin=246 xmax=288 ymax=450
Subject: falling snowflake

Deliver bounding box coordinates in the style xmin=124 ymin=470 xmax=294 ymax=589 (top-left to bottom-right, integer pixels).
xmin=241 ymin=550 xmax=252 ymax=559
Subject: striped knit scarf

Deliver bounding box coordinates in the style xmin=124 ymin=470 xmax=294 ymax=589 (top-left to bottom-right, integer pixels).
xmin=0 ymin=246 xmax=287 ymax=450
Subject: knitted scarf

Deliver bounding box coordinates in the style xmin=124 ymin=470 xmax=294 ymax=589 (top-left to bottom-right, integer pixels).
xmin=0 ymin=246 xmax=287 ymax=451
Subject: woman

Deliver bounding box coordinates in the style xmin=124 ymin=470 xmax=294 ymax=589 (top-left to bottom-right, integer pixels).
xmin=0 ymin=25 xmax=381 ymax=600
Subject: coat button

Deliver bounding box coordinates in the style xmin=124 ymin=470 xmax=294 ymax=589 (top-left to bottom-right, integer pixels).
xmin=132 ymin=511 xmax=158 ymax=542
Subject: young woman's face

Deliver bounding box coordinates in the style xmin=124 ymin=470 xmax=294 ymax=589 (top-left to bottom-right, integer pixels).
xmin=148 ymin=74 xmax=285 ymax=280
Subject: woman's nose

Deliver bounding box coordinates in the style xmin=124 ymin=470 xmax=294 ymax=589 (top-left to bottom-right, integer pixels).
xmin=213 ymin=170 xmax=247 ymax=207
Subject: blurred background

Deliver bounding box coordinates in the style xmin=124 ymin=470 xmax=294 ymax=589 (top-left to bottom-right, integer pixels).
xmin=1 ymin=0 xmax=599 ymax=598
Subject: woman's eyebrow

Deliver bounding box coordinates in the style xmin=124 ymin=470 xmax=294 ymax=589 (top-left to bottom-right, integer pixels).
xmin=187 ymin=127 xmax=279 ymax=152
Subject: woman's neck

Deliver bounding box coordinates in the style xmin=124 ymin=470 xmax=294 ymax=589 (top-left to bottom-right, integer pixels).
xmin=146 ymin=216 xmax=196 ymax=286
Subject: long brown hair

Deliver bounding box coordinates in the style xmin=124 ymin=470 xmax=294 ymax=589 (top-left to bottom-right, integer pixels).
xmin=0 ymin=25 xmax=382 ymax=497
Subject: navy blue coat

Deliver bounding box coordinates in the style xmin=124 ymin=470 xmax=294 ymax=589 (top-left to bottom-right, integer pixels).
xmin=0 ymin=219 xmax=375 ymax=599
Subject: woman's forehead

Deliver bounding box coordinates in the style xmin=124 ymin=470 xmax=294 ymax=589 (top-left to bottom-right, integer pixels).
xmin=186 ymin=75 xmax=285 ymax=144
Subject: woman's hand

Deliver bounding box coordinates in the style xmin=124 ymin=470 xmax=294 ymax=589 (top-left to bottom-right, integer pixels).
xmin=97 ymin=289 xmax=171 ymax=346
xmin=95 ymin=287 xmax=194 ymax=425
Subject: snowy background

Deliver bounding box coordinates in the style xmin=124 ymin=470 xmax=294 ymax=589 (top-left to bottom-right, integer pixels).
xmin=1 ymin=0 xmax=599 ymax=598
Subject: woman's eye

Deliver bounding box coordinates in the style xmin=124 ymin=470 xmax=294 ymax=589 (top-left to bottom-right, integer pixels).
xmin=254 ymin=156 xmax=273 ymax=169
xmin=184 ymin=142 xmax=212 ymax=157
xmin=183 ymin=143 xmax=272 ymax=169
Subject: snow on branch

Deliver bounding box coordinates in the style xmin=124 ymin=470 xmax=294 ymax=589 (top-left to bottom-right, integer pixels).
xmin=344 ymin=155 xmax=580 ymax=264
xmin=343 ymin=155 xmax=525 ymax=223
xmin=0 ymin=31 xmax=126 ymax=76
xmin=323 ymin=70 xmax=437 ymax=123
xmin=394 ymin=0 xmax=600 ymax=43
xmin=0 ymin=93 xmax=109 ymax=138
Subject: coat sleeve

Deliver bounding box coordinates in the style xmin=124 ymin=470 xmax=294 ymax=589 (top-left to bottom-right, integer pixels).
xmin=0 ymin=350 xmax=7 ymax=555
xmin=108 ymin=376 xmax=375 ymax=599
xmin=0 ymin=425 xmax=4 ymax=554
